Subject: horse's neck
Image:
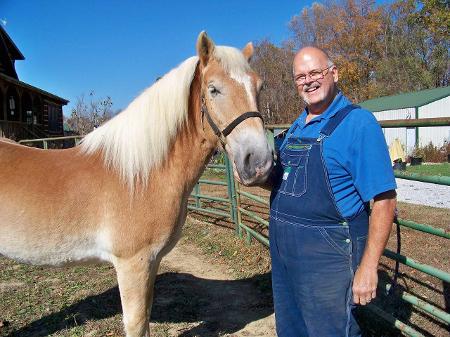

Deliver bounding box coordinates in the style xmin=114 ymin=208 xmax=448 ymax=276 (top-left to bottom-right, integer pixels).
xmin=162 ymin=123 xmax=214 ymax=195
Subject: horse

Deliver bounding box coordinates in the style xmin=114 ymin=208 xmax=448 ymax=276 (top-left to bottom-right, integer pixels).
xmin=0 ymin=31 xmax=273 ymax=337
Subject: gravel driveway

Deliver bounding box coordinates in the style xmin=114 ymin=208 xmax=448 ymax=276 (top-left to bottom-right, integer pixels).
xmin=395 ymin=178 xmax=450 ymax=209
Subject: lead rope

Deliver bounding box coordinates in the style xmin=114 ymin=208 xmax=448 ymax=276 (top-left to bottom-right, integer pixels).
xmin=386 ymin=208 xmax=401 ymax=317
xmin=392 ymin=212 xmax=401 ymax=293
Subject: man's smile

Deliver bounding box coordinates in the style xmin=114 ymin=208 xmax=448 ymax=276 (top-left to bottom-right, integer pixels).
xmin=304 ymin=84 xmax=320 ymax=93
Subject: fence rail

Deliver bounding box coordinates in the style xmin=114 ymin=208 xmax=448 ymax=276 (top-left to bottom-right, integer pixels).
xmin=265 ymin=116 xmax=450 ymax=130
xmin=18 ymin=135 xmax=83 ymax=149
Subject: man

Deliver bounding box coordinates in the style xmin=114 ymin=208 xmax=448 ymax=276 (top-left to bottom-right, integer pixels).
xmin=267 ymin=47 xmax=397 ymax=336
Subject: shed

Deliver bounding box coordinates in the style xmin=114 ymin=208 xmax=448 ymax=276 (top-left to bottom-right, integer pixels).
xmin=359 ymin=86 xmax=450 ymax=154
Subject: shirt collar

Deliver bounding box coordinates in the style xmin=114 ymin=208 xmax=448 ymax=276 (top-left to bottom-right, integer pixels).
xmin=303 ymin=91 xmax=350 ymax=123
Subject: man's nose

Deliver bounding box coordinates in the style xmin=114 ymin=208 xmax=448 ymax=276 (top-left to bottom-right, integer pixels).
xmin=304 ymin=74 xmax=315 ymax=84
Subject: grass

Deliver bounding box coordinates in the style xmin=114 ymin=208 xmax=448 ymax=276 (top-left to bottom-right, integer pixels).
xmin=397 ymin=162 xmax=450 ymax=176
xmin=0 ymin=261 xmax=123 ymax=337
xmin=182 ymin=217 xmax=271 ymax=280
xmin=200 ymin=168 xmax=227 ymax=181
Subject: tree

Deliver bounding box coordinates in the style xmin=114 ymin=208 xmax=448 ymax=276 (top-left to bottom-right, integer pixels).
xmin=287 ymin=0 xmax=449 ymax=102
xmin=288 ymin=0 xmax=386 ymax=102
xmin=412 ymin=0 xmax=449 ymax=87
xmin=65 ymin=92 xmax=114 ymax=135
xmin=251 ymin=40 xmax=303 ymax=124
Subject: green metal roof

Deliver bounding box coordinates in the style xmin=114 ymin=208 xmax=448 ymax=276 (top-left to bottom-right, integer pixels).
xmin=359 ymin=86 xmax=450 ymax=112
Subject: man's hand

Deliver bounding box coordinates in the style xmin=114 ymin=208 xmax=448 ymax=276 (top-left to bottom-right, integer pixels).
xmin=352 ymin=190 xmax=396 ymax=306
xmin=352 ymin=264 xmax=378 ymax=305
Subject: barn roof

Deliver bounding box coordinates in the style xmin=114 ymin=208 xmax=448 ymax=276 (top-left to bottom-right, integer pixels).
xmin=0 ymin=25 xmax=24 ymax=60
xmin=0 ymin=72 xmax=69 ymax=104
xmin=359 ymin=86 xmax=450 ymax=112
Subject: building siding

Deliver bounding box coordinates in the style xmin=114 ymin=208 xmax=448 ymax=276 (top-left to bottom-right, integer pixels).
xmin=418 ymin=96 xmax=450 ymax=148
xmin=372 ymin=108 xmax=416 ymax=153
xmin=370 ymin=97 xmax=449 ymax=154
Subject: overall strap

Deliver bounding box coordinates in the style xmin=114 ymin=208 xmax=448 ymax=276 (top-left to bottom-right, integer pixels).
xmin=320 ymin=104 xmax=360 ymax=137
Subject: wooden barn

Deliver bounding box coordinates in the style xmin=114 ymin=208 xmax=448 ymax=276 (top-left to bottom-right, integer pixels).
xmin=0 ymin=26 xmax=68 ymax=141
xmin=360 ymin=86 xmax=450 ymax=155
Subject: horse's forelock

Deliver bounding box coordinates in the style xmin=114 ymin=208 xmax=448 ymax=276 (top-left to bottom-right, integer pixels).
xmin=213 ymin=46 xmax=251 ymax=76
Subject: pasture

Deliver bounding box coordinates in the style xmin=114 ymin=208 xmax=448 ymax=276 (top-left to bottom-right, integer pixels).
xmin=400 ymin=163 xmax=450 ymax=177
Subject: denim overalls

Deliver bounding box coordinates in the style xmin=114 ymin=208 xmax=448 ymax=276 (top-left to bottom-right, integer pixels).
xmin=269 ymin=105 xmax=369 ymax=337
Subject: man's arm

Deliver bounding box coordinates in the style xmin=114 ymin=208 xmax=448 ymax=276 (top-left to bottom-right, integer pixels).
xmin=352 ymin=189 xmax=397 ymax=305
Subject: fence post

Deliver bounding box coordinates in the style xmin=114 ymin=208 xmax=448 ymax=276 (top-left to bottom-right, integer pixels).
xmin=193 ymin=183 xmax=201 ymax=208
xmin=225 ymin=155 xmax=239 ymax=234
xmin=234 ymin=176 xmax=243 ymax=239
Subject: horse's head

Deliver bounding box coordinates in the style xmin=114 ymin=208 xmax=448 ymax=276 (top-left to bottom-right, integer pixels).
xmin=196 ymin=32 xmax=273 ymax=186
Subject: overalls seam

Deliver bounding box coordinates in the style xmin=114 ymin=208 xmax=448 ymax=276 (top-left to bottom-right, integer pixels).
xmin=270 ymin=214 xmax=348 ymax=228
xmin=271 ymin=210 xmax=340 ymax=223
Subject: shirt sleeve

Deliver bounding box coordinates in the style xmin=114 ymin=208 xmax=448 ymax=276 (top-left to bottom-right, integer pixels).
xmin=346 ymin=110 xmax=397 ymax=202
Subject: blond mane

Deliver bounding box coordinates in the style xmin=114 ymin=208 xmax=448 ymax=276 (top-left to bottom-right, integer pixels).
xmin=81 ymin=46 xmax=250 ymax=187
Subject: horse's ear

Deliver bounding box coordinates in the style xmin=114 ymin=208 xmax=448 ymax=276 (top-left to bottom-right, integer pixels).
xmin=242 ymin=42 xmax=254 ymax=62
xmin=196 ymin=31 xmax=215 ymax=66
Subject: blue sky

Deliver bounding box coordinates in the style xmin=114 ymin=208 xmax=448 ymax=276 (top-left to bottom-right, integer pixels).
xmin=2 ymin=1 xmax=310 ymax=115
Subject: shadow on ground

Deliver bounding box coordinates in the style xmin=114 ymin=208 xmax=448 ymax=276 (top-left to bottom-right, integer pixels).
xmin=5 ymin=269 xmax=447 ymax=336
xmin=5 ymin=272 xmax=273 ymax=337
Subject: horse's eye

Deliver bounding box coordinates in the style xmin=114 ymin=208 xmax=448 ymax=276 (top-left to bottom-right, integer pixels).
xmin=208 ymin=85 xmax=221 ymax=97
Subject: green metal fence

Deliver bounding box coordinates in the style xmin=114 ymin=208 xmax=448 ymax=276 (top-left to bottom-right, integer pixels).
xmin=188 ymin=118 xmax=450 ymax=337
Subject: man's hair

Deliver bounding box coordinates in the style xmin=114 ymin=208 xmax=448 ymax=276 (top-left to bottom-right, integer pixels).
xmin=323 ymin=49 xmax=334 ymax=67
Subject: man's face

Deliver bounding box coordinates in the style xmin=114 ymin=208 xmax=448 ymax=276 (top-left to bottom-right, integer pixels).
xmin=293 ymin=54 xmax=338 ymax=108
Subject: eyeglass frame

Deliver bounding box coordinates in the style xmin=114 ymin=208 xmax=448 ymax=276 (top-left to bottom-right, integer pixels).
xmin=293 ymin=64 xmax=335 ymax=86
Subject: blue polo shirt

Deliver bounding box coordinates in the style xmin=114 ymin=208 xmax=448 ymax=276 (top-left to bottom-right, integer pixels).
xmin=280 ymin=92 xmax=397 ymax=218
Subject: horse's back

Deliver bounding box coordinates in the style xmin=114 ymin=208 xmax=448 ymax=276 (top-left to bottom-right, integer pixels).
xmin=0 ymin=141 xmax=104 ymax=264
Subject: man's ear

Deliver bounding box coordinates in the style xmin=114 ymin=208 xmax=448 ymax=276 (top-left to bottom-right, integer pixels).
xmin=332 ymin=66 xmax=339 ymax=83
xmin=196 ymin=31 xmax=215 ymax=67
xmin=242 ymin=42 xmax=254 ymax=62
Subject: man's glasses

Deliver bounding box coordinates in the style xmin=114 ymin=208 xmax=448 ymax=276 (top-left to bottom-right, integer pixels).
xmin=294 ymin=65 xmax=334 ymax=85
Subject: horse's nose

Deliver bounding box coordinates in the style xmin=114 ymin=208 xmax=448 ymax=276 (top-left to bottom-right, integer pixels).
xmin=241 ymin=149 xmax=273 ymax=182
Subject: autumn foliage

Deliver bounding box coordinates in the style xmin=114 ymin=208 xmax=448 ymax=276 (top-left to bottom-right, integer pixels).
xmin=251 ymin=0 xmax=449 ymax=124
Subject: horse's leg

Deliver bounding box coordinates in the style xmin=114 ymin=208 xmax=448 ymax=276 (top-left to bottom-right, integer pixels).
xmin=113 ymin=251 xmax=162 ymax=337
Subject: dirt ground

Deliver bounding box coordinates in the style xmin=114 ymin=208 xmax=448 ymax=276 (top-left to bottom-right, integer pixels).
xmin=150 ymin=240 xmax=275 ymax=336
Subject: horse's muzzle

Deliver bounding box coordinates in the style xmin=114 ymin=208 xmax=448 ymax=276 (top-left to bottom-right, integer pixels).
xmin=234 ymin=146 xmax=274 ymax=186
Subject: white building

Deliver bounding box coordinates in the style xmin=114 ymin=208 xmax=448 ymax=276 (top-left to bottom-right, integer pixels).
xmin=360 ymin=86 xmax=450 ymax=155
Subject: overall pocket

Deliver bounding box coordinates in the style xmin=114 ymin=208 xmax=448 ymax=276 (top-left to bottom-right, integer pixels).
xmin=279 ymin=143 xmax=310 ymax=197
xmin=318 ymin=226 xmax=352 ymax=257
